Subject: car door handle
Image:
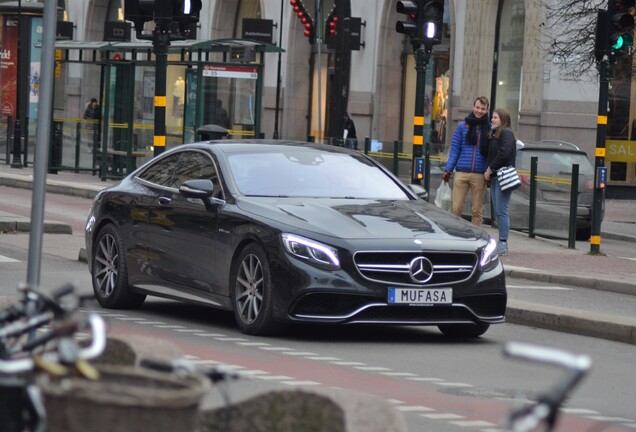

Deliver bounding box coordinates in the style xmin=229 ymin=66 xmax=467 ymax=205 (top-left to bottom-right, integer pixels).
xmin=158 ymin=197 xmax=171 ymax=205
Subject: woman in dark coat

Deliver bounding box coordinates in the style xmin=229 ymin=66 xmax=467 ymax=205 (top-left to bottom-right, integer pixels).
xmin=484 ymin=108 xmax=516 ymax=256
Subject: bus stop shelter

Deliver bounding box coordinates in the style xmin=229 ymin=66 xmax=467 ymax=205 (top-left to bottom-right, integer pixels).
xmin=52 ymin=38 xmax=283 ymax=180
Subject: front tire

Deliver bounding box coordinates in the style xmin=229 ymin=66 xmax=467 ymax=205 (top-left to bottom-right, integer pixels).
xmin=92 ymin=224 xmax=146 ymax=309
xmin=232 ymin=244 xmax=279 ymax=335
xmin=438 ymin=323 xmax=490 ymax=339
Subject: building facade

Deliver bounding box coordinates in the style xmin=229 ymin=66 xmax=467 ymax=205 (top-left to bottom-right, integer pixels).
xmin=1 ymin=0 xmax=632 ymax=196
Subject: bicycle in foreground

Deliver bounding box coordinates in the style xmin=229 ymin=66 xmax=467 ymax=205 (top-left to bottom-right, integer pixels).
xmin=503 ymin=341 xmax=592 ymax=432
xmin=0 ymin=283 xmax=107 ymax=432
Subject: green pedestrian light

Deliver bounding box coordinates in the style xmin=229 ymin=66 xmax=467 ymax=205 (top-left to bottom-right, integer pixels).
xmin=607 ymin=0 xmax=636 ymax=58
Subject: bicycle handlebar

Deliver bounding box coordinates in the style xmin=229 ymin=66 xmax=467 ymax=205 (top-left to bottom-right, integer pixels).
xmin=504 ymin=342 xmax=592 ymax=372
xmin=504 ymin=342 xmax=592 ymax=432
xmin=0 ymin=313 xmax=107 ymax=375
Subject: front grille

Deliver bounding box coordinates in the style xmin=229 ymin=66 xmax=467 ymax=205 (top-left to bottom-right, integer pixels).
xmin=353 ymin=251 xmax=478 ymax=286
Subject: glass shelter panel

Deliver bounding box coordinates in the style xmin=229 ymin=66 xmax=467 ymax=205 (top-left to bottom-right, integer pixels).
xmin=200 ymin=64 xmax=259 ymax=138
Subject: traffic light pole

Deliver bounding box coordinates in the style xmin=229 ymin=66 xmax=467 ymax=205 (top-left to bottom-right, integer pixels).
xmin=590 ymin=56 xmax=609 ymax=255
xmin=153 ymin=0 xmax=172 ymax=157
xmin=411 ymin=46 xmax=431 ymax=185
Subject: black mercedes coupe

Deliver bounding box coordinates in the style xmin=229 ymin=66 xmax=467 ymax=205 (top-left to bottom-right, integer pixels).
xmin=85 ymin=140 xmax=506 ymax=337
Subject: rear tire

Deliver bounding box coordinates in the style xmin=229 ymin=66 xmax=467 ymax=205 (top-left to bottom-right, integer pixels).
xmin=92 ymin=224 xmax=146 ymax=309
xmin=438 ymin=323 xmax=490 ymax=339
xmin=231 ymin=243 xmax=280 ymax=336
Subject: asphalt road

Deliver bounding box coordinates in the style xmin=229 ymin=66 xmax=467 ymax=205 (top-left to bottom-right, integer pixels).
xmin=2 ymin=187 xmax=636 ymax=430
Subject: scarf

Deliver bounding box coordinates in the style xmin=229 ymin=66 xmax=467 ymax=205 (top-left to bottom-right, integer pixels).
xmin=464 ymin=113 xmax=490 ymax=148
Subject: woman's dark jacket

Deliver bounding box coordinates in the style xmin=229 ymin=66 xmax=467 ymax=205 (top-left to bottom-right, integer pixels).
xmin=485 ymin=127 xmax=516 ymax=174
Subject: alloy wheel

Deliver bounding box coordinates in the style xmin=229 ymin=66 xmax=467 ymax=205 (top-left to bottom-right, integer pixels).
xmin=235 ymin=253 xmax=263 ymax=324
xmin=94 ymin=233 xmax=118 ymax=298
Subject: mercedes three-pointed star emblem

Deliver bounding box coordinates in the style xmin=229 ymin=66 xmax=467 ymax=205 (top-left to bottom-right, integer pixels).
xmin=408 ymin=256 xmax=434 ymax=284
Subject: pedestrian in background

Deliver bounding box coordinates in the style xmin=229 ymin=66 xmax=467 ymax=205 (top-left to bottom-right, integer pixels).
xmin=443 ymin=96 xmax=490 ymax=225
xmin=343 ymin=113 xmax=357 ymax=149
xmin=83 ymin=98 xmax=101 ymax=152
xmin=484 ymin=108 xmax=516 ymax=256
xmin=84 ymin=98 xmax=101 ymax=121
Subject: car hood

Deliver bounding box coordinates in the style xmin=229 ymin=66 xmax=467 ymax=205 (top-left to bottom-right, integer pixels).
xmin=236 ymin=197 xmax=483 ymax=241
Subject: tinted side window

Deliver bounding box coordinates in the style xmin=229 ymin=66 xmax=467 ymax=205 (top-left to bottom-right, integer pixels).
xmin=138 ymin=154 xmax=180 ymax=186
xmin=172 ymin=151 xmax=217 ymax=189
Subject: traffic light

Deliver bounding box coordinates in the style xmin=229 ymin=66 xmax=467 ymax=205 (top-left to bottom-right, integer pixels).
xmin=420 ymin=0 xmax=444 ymax=48
xmin=173 ymin=0 xmax=202 ymax=35
xmin=124 ymin=0 xmax=155 ymax=34
xmin=608 ymin=0 xmax=636 ymax=56
xmin=395 ymin=0 xmax=419 ymax=41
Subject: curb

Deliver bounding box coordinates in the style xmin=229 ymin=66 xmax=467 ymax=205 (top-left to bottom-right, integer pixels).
xmin=0 ymin=217 xmax=72 ymax=235
xmin=504 ymin=265 xmax=636 ymax=296
xmin=507 ymin=300 xmax=636 ymax=346
xmin=0 ymin=175 xmax=104 ymax=200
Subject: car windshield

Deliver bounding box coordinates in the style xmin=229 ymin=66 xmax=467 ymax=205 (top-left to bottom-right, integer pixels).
xmin=517 ymin=150 xmax=594 ymax=177
xmin=227 ymin=147 xmax=410 ymax=199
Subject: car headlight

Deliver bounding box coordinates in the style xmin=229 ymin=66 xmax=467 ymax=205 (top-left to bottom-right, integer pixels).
xmin=281 ymin=233 xmax=340 ymax=270
xmin=480 ymin=238 xmax=499 ymax=271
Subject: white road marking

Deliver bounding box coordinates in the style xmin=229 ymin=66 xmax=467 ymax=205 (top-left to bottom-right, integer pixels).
xmin=193 ymin=333 xmax=226 ymax=337
xmin=397 ymin=406 xmax=435 ymax=412
xmin=137 ymin=321 xmax=166 ymax=325
xmin=236 ymin=370 xmax=269 ymax=376
xmin=587 ymin=416 xmax=635 ymax=422
xmin=506 ymin=284 xmax=573 ymax=291
xmin=214 ymin=337 xmax=249 ymax=342
xmin=308 ymin=356 xmax=341 ymax=361
xmin=433 ymin=382 xmax=474 ymax=388
xmin=281 ymin=380 xmax=321 ymax=386
xmin=380 ymin=372 xmax=418 ymax=377
xmin=0 ymin=255 xmax=19 ymax=263
xmin=259 ymin=346 xmax=293 ymax=351
xmin=330 ymin=361 xmax=366 ymax=366
xmin=421 ymin=413 xmax=464 ymax=420
xmin=283 ymin=351 xmax=319 ymax=356
xmin=174 ymin=328 xmax=206 ymax=333
xmin=237 ymin=342 xmax=271 ymax=346
xmin=255 ymin=375 xmax=294 ymax=381
xmin=561 ymin=408 xmax=600 ymax=414
xmin=354 ymin=366 xmax=391 ymax=371
xmin=406 ymin=377 xmax=444 ymax=382
xmin=451 ymin=420 xmax=497 ymax=427
xmin=154 ymin=324 xmax=186 ymax=329
xmin=116 ymin=317 xmax=146 ymax=321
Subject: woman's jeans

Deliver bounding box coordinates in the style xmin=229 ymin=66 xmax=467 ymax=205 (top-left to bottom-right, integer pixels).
xmin=491 ymin=177 xmax=512 ymax=241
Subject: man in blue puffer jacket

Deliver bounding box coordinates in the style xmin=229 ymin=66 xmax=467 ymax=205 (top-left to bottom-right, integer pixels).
xmin=443 ymin=96 xmax=490 ymax=226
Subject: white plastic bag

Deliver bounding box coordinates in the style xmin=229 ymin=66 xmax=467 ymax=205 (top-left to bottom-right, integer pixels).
xmin=434 ymin=181 xmax=452 ymax=211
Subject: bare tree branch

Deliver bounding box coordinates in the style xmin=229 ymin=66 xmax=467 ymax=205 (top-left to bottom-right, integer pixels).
xmin=538 ymin=0 xmax=605 ymax=79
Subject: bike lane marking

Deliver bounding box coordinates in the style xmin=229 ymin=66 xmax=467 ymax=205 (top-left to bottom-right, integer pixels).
xmin=96 ymin=313 xmax=636 ymax=432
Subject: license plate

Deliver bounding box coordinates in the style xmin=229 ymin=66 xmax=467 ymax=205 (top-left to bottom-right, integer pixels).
xmin=388 ymin=288 xmax=452 ymax=305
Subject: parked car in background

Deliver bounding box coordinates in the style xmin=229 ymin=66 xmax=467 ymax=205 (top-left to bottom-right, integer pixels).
xmin=85 ymin=140 xmax=506 ymax=339
xmin=428 ymin=139 xmax=601 ymax=240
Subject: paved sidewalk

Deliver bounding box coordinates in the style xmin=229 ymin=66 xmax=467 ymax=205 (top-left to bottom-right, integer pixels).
xmin=1 ymin=163 xmax=636 ymax=344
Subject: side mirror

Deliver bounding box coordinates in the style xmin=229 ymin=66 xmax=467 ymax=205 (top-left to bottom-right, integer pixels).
xmin=407 ymin=184 xmax=429 ymax=201
xmin=179 ymin=179 xmax=226 ymax=211
xmin=179 ymin=179 xmax=214 ymax=198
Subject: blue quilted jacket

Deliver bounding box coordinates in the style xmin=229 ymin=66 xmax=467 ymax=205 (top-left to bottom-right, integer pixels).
xmin=444 ymin=122 xmax=487 ymax=174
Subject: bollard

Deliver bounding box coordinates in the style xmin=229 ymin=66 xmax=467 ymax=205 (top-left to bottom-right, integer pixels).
xmin=364 ymin=137 xmax=370 ymax=155
xmin=393 ymin=140 xmax=400 ymax=175
xmin=568 ymin=164 xmax=579 ymax=249
xmin=5 ymin=115 xmax=12 ymax=164
xmin=528 ymin=156 xmax=538 ymax=238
